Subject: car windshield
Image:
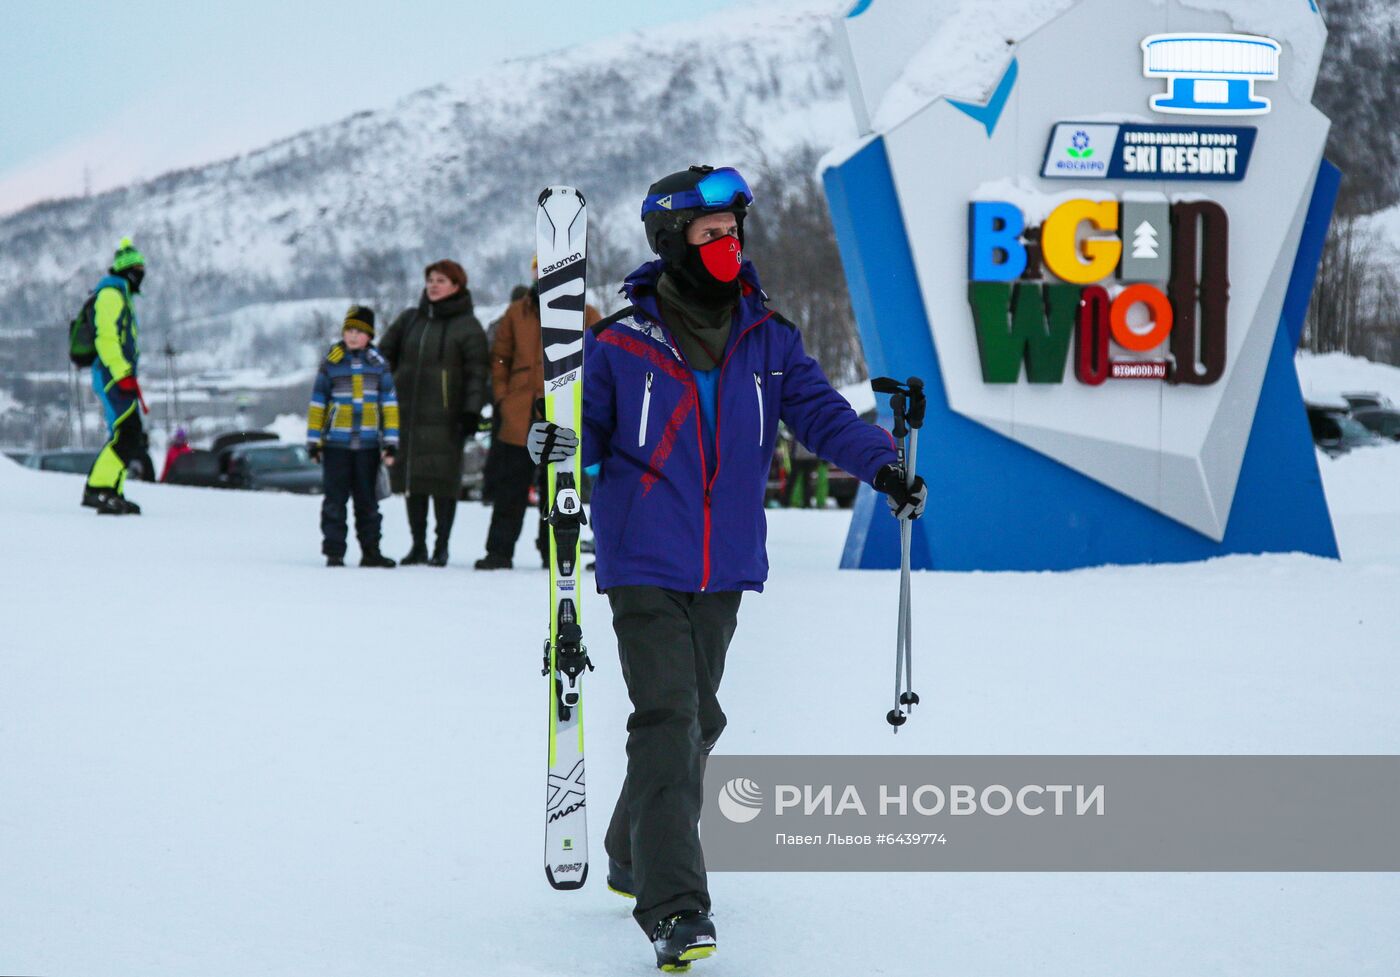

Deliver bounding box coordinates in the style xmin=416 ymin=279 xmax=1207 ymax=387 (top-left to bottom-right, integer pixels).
xmin=244 ymin=445 xmax=310 ymax=473
xmin=173 ymin=453 xmax=219 ymax=476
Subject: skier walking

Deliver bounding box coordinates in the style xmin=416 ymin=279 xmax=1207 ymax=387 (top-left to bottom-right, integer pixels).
xmin=527 ymin=165 xmax=927 ymax=970
xmin=82 ymin=237 xmax=149 ymax=515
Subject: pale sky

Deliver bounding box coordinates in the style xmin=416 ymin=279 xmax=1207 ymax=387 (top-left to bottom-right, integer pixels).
xmin=0 ymin=0 xmax=783 ymax=216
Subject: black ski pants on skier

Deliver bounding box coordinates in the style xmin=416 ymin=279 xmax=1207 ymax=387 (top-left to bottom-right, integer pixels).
xmin=483 ymin=442 xmax=547 ymax=563
xmin=320 ymin=446 xmax=382 ymax=558
xmin=604 ymin=585 xmax=742 ymax=934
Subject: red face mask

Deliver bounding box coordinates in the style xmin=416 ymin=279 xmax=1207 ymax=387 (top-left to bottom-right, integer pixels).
xmin=697 ymin=235 xmax=742 ymax=283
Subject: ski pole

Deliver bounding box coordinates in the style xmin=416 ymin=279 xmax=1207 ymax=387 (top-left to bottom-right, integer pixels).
xmin=900 ymin=379 xmax=926 ymax=721
xmin=871 ymin=376 xmax=926 ymax=732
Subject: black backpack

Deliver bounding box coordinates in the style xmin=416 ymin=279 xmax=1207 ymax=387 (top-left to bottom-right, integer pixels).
xmin=68 ymin=291 xmax=100 ymax=367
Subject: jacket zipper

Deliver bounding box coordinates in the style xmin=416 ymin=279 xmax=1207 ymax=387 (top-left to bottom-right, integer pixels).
xmin=638 ymin=372 xmax=653 ymax=447
xmin=753 ymin=372 xmax=764 ymax=446
xmin=437 ymin=307 xmax=451 ymax=410
xmin=673 ymin=311 xmax=774 ymax=592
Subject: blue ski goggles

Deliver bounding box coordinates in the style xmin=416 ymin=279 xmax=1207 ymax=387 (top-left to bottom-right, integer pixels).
xmin=640 ymin=167 xmax=753 ymax=219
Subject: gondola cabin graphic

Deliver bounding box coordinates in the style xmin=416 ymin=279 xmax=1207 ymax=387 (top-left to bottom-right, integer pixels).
xmin=967 ymin=195 xmax=1228 ymax=386
xmin=1141 ymin=33 xmax=1281 ymax=116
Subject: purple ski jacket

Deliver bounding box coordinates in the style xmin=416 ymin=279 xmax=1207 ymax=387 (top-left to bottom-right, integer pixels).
xmin=582 ymin=260 xmax=896 ymax=593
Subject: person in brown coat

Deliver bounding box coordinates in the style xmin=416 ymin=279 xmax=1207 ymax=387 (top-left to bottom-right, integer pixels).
xmin=481 ymin=283 xmax=531 ymax=506
xmin=475 ymin=262 xmax=601 ymax=569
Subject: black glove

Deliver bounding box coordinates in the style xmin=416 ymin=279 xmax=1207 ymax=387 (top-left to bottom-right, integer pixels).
xmin=527 ymin=421 xmax=579 ymax=465
xmin=461 ymin=412 xmax=481 ymax=439
xmin=874 ymin=463 xmax=927 ymax=521
xmin=308 ymin=442 xmax=322 ymax=464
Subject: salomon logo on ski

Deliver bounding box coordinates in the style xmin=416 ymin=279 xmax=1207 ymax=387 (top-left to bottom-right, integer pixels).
xmin=541 ymin=252 xmax=583 ymax=275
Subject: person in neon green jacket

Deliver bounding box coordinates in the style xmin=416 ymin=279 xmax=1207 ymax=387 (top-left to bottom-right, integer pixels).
xmin=82 ymin=237 xmax=148 ymax=515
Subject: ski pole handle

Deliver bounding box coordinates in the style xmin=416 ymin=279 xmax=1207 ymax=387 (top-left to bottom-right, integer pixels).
xmin=873 ymin=375 xmax=925 ymax=440
xmin=905 ymin=377 xmax=926 ymax=431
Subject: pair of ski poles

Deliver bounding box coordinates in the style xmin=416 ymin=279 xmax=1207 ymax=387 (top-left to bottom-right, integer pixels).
xmin=871 ymin=376 xmax=926 ymax=733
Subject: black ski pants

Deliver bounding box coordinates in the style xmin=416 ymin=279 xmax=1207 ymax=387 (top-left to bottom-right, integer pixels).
xmin=483 ymin=442 xmax=547 ymax=563
xmin=603 ymin=585 xmax=742 ymax=934
xmin=321 ymin=446 xmax=381 ymax=558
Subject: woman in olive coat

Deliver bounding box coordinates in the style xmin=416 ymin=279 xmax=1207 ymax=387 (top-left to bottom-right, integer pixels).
xmin=379 ymin=259 xmax=489 ymax=566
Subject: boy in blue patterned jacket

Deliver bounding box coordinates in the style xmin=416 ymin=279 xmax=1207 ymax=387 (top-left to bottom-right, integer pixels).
xmin=307 ymin=306 xmax=400 ymax=567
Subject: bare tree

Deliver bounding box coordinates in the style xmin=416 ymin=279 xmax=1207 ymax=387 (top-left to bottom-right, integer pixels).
xmin=743 ymin=143 xmax=868 ymax=387
xmin=1304 ymin=217 xmax=1400 ymax=365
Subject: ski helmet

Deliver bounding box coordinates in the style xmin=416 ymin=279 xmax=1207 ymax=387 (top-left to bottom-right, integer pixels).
xmin=641 ymin=165 xmax=753 ymax=265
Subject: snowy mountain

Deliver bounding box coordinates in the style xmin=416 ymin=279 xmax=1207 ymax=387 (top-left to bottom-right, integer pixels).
xmin=0 ymin=3 xmax=850 ymax=386
xmin=8 ymin=0 xmax=1398 ymax=438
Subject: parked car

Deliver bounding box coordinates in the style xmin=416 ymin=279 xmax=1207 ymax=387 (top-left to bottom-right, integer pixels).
xmin=22 ymin=448 xmax=101 ymax=475
xmin=1307 ymin=403 xmax=1385 ymax=457
xmin=163 ymin=449 xmax=224 ymax=488
xmin=165 ymin=437 xmax=322 ymax=494
xmin=221 ymin=441 xmax=322 ymax=494
xmin=1341 ymin=391 xmax=1394 ymax=412
xmin=1352 ymin=407 xmax=1400 ymax=442
xmin=210 ymin=430 xmax=279 ymax=454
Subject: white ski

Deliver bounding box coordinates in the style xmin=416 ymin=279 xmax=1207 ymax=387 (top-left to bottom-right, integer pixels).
xmin=537 ymin=185 xmax=591 ymax=890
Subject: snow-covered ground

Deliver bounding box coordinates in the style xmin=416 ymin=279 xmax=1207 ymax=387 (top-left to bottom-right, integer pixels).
xmin=2 ymin=443 xmax=1399 ymax=976
xmin=1296 ymin=350 xmax=1400 ymax=406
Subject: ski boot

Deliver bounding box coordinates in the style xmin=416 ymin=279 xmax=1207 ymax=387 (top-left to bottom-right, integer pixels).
xmin=83 ymin=487 xmax=140 ymax=515
xmin=651 ymin=911 xmax=716 ymax=972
